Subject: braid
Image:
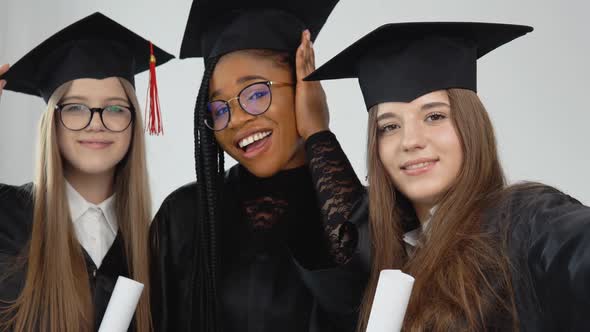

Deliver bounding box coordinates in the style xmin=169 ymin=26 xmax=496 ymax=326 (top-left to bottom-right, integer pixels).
xmin=192 ymin=56 xmax=222 ymax=332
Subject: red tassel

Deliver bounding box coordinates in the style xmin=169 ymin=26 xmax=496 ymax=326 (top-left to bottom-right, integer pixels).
xmin=146 ymin=42 xmax=163 ymax=135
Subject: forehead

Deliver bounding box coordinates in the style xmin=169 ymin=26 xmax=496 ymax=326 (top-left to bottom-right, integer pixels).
xmin=63 ymin=77 xmax=127 ymax=99
xmin=210 ymin=50 xmax=292 ymax=87
xmin=375 ymin=90 xmax=450 ymax=117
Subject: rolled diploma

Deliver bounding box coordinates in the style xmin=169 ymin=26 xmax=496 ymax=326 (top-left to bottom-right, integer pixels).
xmin=366 ymin=269 xmax=415 ymax=332
xmin=98 ymin=276 xmax=144 ymax=332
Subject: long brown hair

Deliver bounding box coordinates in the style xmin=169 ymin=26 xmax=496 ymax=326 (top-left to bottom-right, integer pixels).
xmin=359 ymin=89 xmax=517 ymax=331
xmin=1 ymin=78 xmax=152 ymax=332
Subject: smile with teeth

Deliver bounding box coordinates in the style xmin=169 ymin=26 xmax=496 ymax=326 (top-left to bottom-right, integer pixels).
xmin=402 ymin=161 xmax=436 ymax=170
xmin=238 ymin=131 xmax=272 ymax=149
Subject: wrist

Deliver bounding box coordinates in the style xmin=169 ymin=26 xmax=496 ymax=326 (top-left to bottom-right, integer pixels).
xmin=302 ymin=126 xmax=330 ymax=141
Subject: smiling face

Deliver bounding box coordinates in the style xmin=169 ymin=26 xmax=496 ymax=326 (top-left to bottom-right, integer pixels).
xmin=375 ymin=90 xmax=463 ymax=209
xmin=209 ymin=50 xmax=305 ymax=178
xmin=56 ymin=77 xmax=133 ymax=178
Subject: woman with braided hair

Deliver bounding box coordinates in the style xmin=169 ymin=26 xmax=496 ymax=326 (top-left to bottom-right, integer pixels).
xmin=149 ymin=1 xmax=369 ymax=332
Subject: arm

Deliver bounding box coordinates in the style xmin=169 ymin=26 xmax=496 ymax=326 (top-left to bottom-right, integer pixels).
xmin=149 ymin=184 xmax=199 ymax=332
xmin=508 ymin=186 xmax=590 ymax=330
xmin=288 ymin=131 xmax=370 ymax=330
xmin=305 ymin=130 xmax=368 ymax=266
xmin=289 ymin=31 xmax=370 ymax=330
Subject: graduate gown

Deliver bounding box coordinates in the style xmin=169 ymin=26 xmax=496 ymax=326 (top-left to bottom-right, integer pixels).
xmin=0 ymin=183 xmax=134 ymax=331
xmin=487 ymin=184 xmax=590 ymax=331
xmin=150 ymin=131 xmax=370 ymax=332
xmin=401 ymin=184 xmax=590 ymax=331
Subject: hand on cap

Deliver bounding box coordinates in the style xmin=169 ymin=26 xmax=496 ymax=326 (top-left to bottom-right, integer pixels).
xmin=0 ymin=64 xmax=9 ymax=99
xmin=295 ymin=30 xmax=329 ymax=140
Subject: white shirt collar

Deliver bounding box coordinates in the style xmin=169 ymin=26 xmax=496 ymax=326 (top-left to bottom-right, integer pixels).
xmin=65 ymin=181 xmax=118 ymax=235
xmin=402 ymin=205 xmax=438 ymax=248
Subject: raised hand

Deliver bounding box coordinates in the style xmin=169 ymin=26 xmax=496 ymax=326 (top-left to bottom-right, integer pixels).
xmin=294 ymin=30 xmax=329 ymax=140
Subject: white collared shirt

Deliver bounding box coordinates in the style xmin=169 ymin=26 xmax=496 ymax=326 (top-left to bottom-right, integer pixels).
xmin=403 ymin=206 xmax=437 ymax=253
xmin=66 ymin=181 xmax=118 ymax=268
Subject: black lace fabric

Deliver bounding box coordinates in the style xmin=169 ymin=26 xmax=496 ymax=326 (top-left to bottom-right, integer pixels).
xmin=243 ymin=196 xmax=289 ymax=230
xmin=234 ymin=131 xmax=364 ymax=267
xmin=306 ymin=131 xmax=365 ymax=265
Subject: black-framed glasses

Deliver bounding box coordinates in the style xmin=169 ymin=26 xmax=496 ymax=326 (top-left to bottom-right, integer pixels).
xmin=205 ymin=81 xmax=294 ymax=131
xmin=55 ymin=103 xmax=135 ymax=132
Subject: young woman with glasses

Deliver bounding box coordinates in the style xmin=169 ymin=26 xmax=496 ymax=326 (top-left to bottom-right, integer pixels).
xmin=0 ymin=13 xmax=172 ymax=332
xmin=149 ymin=2 xmax=369 ymax=332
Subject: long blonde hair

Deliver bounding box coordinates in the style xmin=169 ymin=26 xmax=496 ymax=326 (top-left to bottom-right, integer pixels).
xmin=1 ymin=78 xmax=152 ymax=332
xmin=359 ymin=89 xmax=517 ymax=331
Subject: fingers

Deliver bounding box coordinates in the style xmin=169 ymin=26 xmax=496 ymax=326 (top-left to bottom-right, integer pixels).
xmin=0 ymin=63 xmax=9 ymax=76
xmin=296 ymin=30 xmax=317 ymax=81
xmin=296 ymin=31 xmax=307 ymax=82
xmin=0 ymin=64 xmax=10 ymax=96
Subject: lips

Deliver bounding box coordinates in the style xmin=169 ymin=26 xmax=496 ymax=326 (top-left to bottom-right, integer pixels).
xmin=238 ymin=130 xmax=272 ymax=149
xmin=78 ymin=139 xmax=113 ymax=149
xmin=400 ymin=158 xmax=439 ymax=175
xmin=234 ymin=128 xmax=273 ymax=148
xmin=232 ymin=128 xmax=274 ymax=159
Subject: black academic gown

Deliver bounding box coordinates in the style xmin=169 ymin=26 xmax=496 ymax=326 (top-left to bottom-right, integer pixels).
xmin=150 ymin=133 xmax=370 ymax=332
xmin=486 ymin=184 xmax=590 ymax=331
xmin=0 ymin=183 xmax=134 ymax=331
xmin=402 ymin=184 xmax=590 ymax=331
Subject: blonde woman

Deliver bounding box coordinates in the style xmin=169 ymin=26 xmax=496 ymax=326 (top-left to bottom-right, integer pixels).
xmin=0 ymin=13 xmax=172 ymax=332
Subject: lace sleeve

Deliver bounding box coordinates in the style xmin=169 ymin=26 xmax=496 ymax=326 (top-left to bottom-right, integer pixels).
xmin=306 ymin=131 xmax=366 ymax=265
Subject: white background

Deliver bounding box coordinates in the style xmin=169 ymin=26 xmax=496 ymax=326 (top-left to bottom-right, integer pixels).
xmin=1 ymin=0 xmax=589 ymax=214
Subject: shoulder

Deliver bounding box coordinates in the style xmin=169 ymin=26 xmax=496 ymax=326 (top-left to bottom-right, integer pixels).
xmin=0 ymin=182 xmax=34 ymax=204
xmin=503 ymin=182 xmax=580 ymax=209
xmin=0 ymin=182 xmax=35 ymax=254
xmin=159 ymin=181 xmax=198 ymax=209
xmin=484 ymin=182 xmax=589 ymax=244
xmin=156 ymin=164 xmax=240 ymax=212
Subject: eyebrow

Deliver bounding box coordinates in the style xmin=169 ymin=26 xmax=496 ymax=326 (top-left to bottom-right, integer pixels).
xmin=421 ymin=102 xmax=450 ymax=111
xmin=60 ymin=96 xmax=130 ymax=105
xmin=376 ymin=112 xmax=399 ymax=122
xmin=210 ymin=75 xmax=269 ymax=100
xmin=376 ymin=101 xmax=450 ymax=121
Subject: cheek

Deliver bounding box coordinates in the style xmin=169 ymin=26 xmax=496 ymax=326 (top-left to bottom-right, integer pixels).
xmin=214 ymin=131 xmax=235 ymax=155
xmin=56 ymin=125 xmax=76 ymax=158
xmin=116 ymin=130 xmax=133 ymax=159
xmin=269 ymin=102 xmax=299 ymax=149
xmin=378 ymin=136 xmax=400 ymax=178
xmin=436 ymin=125 xmax=464 ymax=175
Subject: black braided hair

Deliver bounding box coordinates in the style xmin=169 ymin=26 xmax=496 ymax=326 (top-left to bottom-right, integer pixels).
xmin=192 ymin=56 xmax=224 ymax=332
xmin=190 ymin=49 xmax=293 ymax=331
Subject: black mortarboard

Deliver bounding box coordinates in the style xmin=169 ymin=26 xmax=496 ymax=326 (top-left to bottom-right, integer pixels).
xmin=1 ymin=12 xmax=174 ymax=103
xmin=305 ymin=22 xmax=533 ymax=109
xmin=179 ymin=0 xmax=339 ymax=59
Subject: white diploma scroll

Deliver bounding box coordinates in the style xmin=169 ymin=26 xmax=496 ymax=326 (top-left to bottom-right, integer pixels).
xmin=98 ymin=276 xmax=144 ymax=332
xmin=366 ymin=269 xmax=415 ymax=332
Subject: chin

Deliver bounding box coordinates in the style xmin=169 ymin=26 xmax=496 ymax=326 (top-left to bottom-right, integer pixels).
xmin=398 ymin=183 xmax=446 ymax=206
xmin=68 ymin=158 xmax=119 ymax=176
xmin=242 ymin=162 xmax=280 ymax=178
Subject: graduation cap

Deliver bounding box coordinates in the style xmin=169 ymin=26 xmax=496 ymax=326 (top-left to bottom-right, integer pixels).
xmin=1 ymin=12 xmax=175 ymax=134
xmin=179 ymin=0 xmax=339 ymax=59
xmin=305 ymin=22 xmax=533 ymax=109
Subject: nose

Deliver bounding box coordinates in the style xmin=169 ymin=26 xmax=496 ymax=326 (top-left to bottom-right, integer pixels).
xmin=227 ymin=97 xmax=256 ymax=129
xmin=400 ymin=120 xmax=426 ymax=152
xmin=85 ymin=109 xmax=107 ymax=132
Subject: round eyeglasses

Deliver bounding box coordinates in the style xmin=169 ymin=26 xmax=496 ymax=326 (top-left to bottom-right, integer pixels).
xmin=55 ymin=103 xmax=135 ymax=132
xmin=205 ymin=81 xmax=294 ymax=131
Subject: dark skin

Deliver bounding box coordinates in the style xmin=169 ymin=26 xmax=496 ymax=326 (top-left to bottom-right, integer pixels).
xmin=209 ymin=30 xmax=329 ymax=178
